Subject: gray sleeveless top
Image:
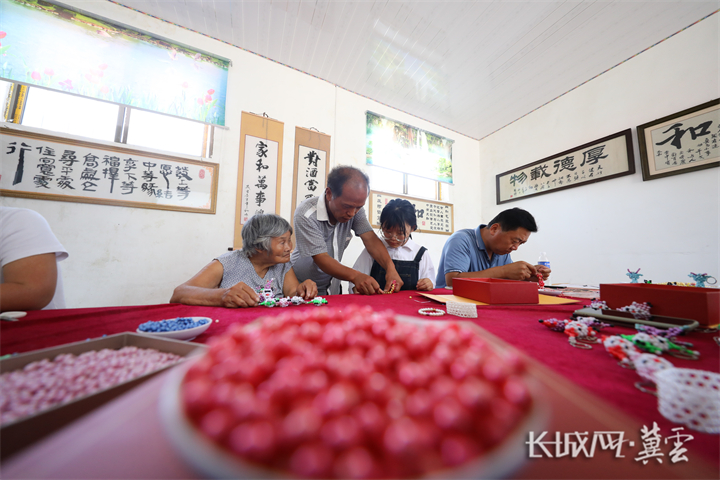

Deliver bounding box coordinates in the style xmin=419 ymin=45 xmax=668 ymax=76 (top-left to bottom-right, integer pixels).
xmin=214 ymin=250 xmax=292 ymax=296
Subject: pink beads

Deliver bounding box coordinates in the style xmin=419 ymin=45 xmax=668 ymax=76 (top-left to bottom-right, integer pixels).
xmin=181 ymin=306 xmax=533 ymax=478
xmin=0 ymin=347 xmax=181 ymax=425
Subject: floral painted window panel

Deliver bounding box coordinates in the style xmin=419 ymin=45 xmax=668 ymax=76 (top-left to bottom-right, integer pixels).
xmin=0 ymin=0 xmax=229 ymax=126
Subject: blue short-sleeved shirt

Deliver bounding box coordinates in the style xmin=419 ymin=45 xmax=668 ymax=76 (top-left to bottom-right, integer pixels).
xmin=435 ymin=225 xmax=513 ymax=288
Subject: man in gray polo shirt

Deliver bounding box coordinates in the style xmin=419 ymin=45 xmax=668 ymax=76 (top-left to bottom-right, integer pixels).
xmin=291 ymin=166 xmax=403 ymax=295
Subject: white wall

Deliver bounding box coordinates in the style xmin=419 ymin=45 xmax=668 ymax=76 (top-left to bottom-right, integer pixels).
xmin=477 ymin=16 xmax=719 ymax=285
xmin=1 ymin=1 xmax=478 ymax=307
xmin=6 ymin=2 xmax=715 ymax=307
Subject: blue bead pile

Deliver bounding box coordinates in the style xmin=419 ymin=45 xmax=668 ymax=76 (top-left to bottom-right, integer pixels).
xmin=138 ymin=317 xmax=210 ymax=333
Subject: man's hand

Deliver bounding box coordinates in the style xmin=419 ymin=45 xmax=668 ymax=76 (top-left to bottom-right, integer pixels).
xmin=296 ymin=279 xmax=318 ymax=300
xmin=502 ymin=261 xmax=538 ymax=281
xmin=220 ymin=282 xmax=261 ymax=308
xmin=384 ymin=270 xmax=404 ymax=292
xmin=352 ymin=272 xmax=383 ymax=295
xmin=416 ymin=278 xmax=434 ymax=291
xmin=535 ymin=264 xmax=551 ymax=280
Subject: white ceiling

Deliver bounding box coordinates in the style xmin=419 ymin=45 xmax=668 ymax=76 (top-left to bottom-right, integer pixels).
xmin=113 ymin=1 xmax=718 ymax=140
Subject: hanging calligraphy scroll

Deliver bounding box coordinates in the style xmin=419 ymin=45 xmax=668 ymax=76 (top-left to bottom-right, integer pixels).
xmin=369 ymin=191 xmax=454 ymax=236
xmin=291 ymin=127 xmax=331 ymax=225
xmin=637 ymin=98 xmax=720 ymax=181
xmin=496 ymin=129 xmax=635 ymax=205
xmin=0 ymin=128 xmax=218 ymax=213
xmin=234 ymin=112 xmax=284 ymax=249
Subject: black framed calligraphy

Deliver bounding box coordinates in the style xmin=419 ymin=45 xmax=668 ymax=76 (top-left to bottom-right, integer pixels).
xmin=1 ymin=129 xmax=218 ymax=214
xmin=369 ymin=191 xmax=454 ymax=236
xmin=496 ymin=129 xmax=635 ymax=204
xmin=637 ymin=98 xmax=719 ymax=181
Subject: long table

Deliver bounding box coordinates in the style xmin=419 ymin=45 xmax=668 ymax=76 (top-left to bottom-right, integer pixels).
xmin=2 ymin=290 xmax=718 ymax=477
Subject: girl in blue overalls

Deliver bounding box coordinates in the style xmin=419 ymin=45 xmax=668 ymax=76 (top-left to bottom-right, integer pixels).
xmin=351 ymin=199 xmax=436 ymax=291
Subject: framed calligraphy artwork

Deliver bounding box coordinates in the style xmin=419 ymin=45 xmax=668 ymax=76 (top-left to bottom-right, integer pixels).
xmin=496 ymin=129 xmax=635 ymax=204
xmin=369 ymin=191 xmax=454 ymax=236
xmin=1 ymin=128 xmax=218 ymax=213
xmin=291 ymin=127 xmax=331 ymax=226
xmin=234 ymin=112 xmax=284 ymax=249
xmin=637 ymin=99 xmax=719 ymax=181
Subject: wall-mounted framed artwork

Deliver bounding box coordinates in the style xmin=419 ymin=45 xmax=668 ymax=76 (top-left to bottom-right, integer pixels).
xmin=234 ymin=111 xmax=284 ymax=249
xmin=291 ymin=127 xmax=330 ymax=227
xmin=637 ymin=98 xmax=719 ymax=181
xmin=1 ymin=128 xmax=218 ymax=213
xmin=370 ymin=191 xmax=454 ymax=236
xmin=496 ymin=129 xmax=634 ymax=204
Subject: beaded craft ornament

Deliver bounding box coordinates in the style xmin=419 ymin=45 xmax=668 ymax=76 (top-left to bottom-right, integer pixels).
xmin=260 ymin=295 xmax=328 ymax=307
xmin=446 ymin=301 xmax=478 ymax=318
xmin=620 ymin=332 xmax=699 ymax=360
xmin=626 ymin=268 xmax=643 ymax=283
xmin=688 ymin=272 xmax=717 ymax=288
xmin=539 ymin=317 xmax=608 ymax=349
xmin=601 ymin=335 xmax=640 ymax=368
xmin=617 ymin=301 xmax=652 ymax=320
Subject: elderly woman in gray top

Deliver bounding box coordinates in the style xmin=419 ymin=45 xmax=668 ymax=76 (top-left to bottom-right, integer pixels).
xmin=170 ymin=214 xmax=317 ymax=307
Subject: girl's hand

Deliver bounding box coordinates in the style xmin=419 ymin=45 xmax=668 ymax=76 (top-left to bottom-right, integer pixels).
xmin=416 ymin=278 xmax=434 ymax=291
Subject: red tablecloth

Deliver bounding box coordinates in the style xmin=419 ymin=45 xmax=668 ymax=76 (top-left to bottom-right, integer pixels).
xmin=2 ymin=290 xmax=718 ymax=467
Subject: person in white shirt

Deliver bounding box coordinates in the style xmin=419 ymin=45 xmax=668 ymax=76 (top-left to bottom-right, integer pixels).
xmin=0 ymin=207 xmax=68 ymax=311
xmin=351 ymin=199 xmax=436 ymax=292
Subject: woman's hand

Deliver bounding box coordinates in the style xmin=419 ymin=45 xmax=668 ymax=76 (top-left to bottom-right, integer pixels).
xmin=220 ymin=282 xmax=261 ymax=308
xmin=416 ymin=278 xmax=434 ymax=291
xmin=296 ymin=279 xmax=318 ymax=300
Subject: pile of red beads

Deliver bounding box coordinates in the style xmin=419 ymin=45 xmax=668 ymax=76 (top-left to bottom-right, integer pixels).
xmin=0 ymin=347 xmax=182 ymax=425
xmin=180 ymin=305 xmax=532 ymax=478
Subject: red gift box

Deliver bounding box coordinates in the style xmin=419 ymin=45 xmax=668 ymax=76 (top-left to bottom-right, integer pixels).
xmin=453 ymin=278 xmax=539 ymax=304
xmin=600 ymin=283 xmax=720 ymax=327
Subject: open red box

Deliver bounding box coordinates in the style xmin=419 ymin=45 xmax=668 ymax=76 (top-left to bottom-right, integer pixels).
xmin=453 ymin=278 xmax=539 ymax=304
xmin=600 ymin=283 xmax=720 ymax=327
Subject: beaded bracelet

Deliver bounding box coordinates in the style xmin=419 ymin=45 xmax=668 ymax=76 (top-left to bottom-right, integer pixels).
xmin=418 ymin=308 xmax=445 ymax=316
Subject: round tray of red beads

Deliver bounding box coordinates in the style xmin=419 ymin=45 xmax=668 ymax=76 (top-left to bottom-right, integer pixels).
xmin=159 ymin=306 xmax=548 ymax=479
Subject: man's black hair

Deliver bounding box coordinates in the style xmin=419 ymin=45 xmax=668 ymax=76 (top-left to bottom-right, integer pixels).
xmin=327 ymin=166 xmax=370 ymax=199
xmin=380 ymin=198 xmax=416 ymax=237
xmin=487 ymin=208 xmax=538 ymax=232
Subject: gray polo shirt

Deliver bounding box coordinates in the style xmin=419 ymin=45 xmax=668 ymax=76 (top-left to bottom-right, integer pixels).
xmin=291 ymin=196 xmax=373 ymax=295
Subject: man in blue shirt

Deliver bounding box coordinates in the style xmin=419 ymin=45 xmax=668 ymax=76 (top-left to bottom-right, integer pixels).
xmin=435 ymin=208 xmax=551 ymax=288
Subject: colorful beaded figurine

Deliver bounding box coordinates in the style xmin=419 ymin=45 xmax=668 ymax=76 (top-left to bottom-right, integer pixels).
xmin=620 ymin=333 xmax=699 ymax=360
xmin=564 ymin=320 xmax=599 ymax=349
xmin=688 ymin=272 xmax=717 ymax=288
xmin=590 ymin=299 xmax=608 ymax=310
xmin=538 ymin=318 xmax=568 ymax=332
xmin=626 ymin=269 xmax=643 ymax=284
xmin=308 ymin=297 xmax=328 ymax=306
xmin=259 ymin=298 xmax=277 ymax=307
xmin=617 ymin=301 xmax=652 ymax=320
xmin=257 ymin=279 xmax=275 ymax=302
xmin=602 ymin=335 xmax=640 ymax=368
xmin=536 ymin=272 xmax=544 ymax=288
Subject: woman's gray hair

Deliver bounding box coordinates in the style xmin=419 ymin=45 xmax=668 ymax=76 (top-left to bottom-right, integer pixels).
xmin=241 ymin=214 xmax=293 ymax=257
